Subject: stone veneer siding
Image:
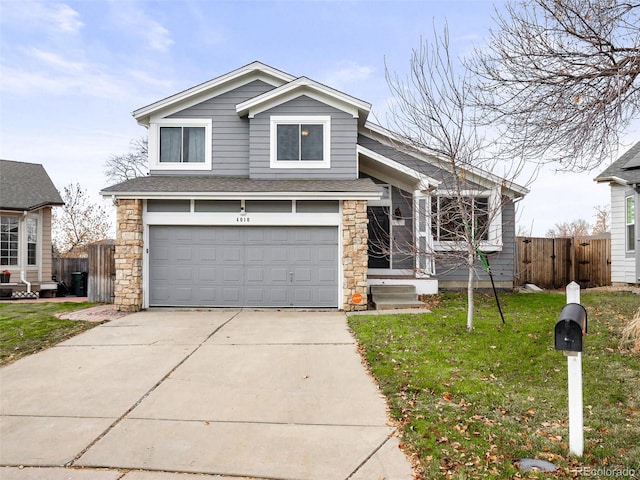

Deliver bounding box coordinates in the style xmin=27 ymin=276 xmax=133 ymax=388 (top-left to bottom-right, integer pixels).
xmin=114 ymin=199 xmax=143 ymax=312
xmin=342 ymin=199 xmax=369 ymax=311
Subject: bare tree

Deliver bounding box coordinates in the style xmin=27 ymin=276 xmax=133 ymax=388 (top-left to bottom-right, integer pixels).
xmin=592 ymin=204 xmax=611 ymax=235
xmin=105 ymin=137 xmax=148 ymax=183
xmin=384 ymin=26 xmax=530 ymax=331
xmin=470 ymin=0 xmax=640 ymax=171
xmin=53 ymin=183 xmax=112 ymax=254
xmin=546 ymin=219 xmax=591 ymax=238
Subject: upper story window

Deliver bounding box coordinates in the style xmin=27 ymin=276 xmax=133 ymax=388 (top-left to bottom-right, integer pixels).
xmin=626 ymin=195 xmax=635 ymax=252
xmin=270 ymin=116 xmax=330 ymax=169
xmin=149 ymin=119 xmax=212 ymax=171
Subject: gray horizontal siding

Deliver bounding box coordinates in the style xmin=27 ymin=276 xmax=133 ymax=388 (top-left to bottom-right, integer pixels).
xmin=435 ymin=200 xmax=516 ymax=287
xmin=250 ymin=95 xmax=358 ymax=180
xmin=158 ymin=80 xmax=275 ymax=177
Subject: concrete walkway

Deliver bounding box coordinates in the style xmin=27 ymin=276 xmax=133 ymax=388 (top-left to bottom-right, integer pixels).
xmin=0 ymin=309 xmax=414 ymax=480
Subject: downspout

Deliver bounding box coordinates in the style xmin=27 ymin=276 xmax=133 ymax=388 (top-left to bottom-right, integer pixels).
xmin=20 ymin=211 xmax=31 ymax=293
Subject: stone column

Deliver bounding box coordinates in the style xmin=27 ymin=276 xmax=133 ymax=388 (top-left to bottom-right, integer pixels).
xmin=342 ymin=199 xmax=369 ymax=311
xmin=114 ymin=199 xmax=143 ymax=312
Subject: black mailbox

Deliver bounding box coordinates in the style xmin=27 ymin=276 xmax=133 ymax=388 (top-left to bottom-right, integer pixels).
xmin=554 ymin=303 xmax=587 ymax=352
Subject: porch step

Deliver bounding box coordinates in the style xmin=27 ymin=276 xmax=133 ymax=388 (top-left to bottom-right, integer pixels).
xmin=370 ymin=285 xmax=417 ymax=295
xmin=370 ymin=284 xmax=425 ymax=310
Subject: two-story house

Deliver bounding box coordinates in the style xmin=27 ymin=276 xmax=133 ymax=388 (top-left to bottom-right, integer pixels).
xmin=101 ymin=62 xmax=527 ymax=311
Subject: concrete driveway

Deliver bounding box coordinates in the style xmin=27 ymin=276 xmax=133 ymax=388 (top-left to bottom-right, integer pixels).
xmin=0 ymin=309 xmax=414 ymax=480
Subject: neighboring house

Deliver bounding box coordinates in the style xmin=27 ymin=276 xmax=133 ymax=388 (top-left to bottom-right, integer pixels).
xmin=595 ymin=141 xmax=640 ymax=285
xmin=0 ymin=160 xmax=64 ymax=296
xmin=101 ymin=61 xmax=527 ymax=312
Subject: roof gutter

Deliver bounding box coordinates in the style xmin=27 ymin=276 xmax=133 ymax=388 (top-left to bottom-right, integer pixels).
xmin=594 ymin=175 xmax=629 ymax=186
xmin=100 ymin=190 xmax=382 ymax=201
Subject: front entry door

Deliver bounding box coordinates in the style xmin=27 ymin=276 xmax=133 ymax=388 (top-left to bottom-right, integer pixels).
xmin=367 ymin=206 xmax=390 ymax=269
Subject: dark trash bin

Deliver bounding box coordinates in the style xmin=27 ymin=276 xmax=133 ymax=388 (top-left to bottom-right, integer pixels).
xmin=71 ymin=272 xmax=88 ymax=296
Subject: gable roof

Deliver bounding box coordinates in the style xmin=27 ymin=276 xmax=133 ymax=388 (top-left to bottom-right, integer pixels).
xmin=0 ymin=160 xmax=64 ymax=211
xmin=236 ymin=76 xmax=371 ymax=122
xmin=359 ymin=122 xmax=530 ymax=199
xmin=132 ymin=61 xmax=296 ymax=126
xmin=595 ymin=141 xmax=640 ymax=185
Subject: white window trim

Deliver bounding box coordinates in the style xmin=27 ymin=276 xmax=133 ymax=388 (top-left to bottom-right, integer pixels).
xmin=431 ymin=189 xmax=503 ymax=252
xmin=149 ymin=118 xmax=212 ymax=171
xmin=26 ymin=215 xmax=40 ymax=267
xmin=269 ymin=116 xmax=331 ymax=169
xmin=626 ymin=195 xmax=635 ymax=253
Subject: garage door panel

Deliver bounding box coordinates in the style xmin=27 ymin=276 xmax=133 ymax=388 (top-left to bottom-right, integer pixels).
xmin=198 ymin=287 xmax=217 ymax=303
xmin=317 ymin=287 xmax=337 ymax=303
xmin=293 ymin=267 xmax=312 ymax=282
xmin=223 ymin=267 xmax=242 ymax=283
xmin=246 ymin=267 xmax=264 ymax=283
xmin=222 ymin=229 xmax=242 ymax=242
xmin=174 ymin=287 xmax=193 ymax=302
xmin=318 ymin=267 xmax=336 ymax=282
xmin=175 ymin=266 xmax=193 ymax=282
xmin=149 ymin=226 xmax=337 ymax=307
xmin=294 ymin=247 xmax=313 ymax=262
xmin=246 ymin=246 xmax=266 ymax=263
xmin=292 ymin=288 xmax=313 ymax=304
xmin=270 ymin=267 xmax=289 ymax=283
xmin=270 ymin=247 xmax=288 ymax=262
xmin=318 ymin=245 xmax=337 ymax=261
xmin=222 ymin=286 xmax=241 ymax=301
xmin=198 ymin=267 xmax=218 ymax=282
xmin=245 ymin=288 xmax=265 ymax=304
xmin=198 ymin=246 xmax=217 ymax=262
xmin=222 ymin=246 xmax=242 ymax=263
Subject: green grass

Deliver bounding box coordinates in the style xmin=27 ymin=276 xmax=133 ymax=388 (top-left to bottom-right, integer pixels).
xmin=349 ymin=292 xmax=640 ymax=479
xmin=0 ymin=302 xmax=100 ymax=366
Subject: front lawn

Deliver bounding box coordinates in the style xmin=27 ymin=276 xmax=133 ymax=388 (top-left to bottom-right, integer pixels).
xmin=0 ymin=302 xmax=99 ymax=366
xmin=348 ymin=291 xmax=640 ymax=479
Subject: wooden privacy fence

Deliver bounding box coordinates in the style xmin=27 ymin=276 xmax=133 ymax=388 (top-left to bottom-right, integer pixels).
xmin=88 ymin=241 xmax=115 ymax=303
xmin=53 ymin=240 xmax=115 ymax=302
xmin=516 ymin=236 xmax=611 ymax=289
xmin=53 ymin=256 xmax=88 ymax=288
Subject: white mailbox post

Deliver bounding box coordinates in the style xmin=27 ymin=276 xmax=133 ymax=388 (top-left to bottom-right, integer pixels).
xmin=559 ymin=281 xmax=585 ymax=457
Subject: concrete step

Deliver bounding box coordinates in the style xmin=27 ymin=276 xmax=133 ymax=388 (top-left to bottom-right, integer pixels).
xmin=370 ymin=284 xmax=417 ymax=295
xmin=373 ymin=299 xmax=426 ymax=310
xmin=371 ymin=293 xmax=420 ymax=302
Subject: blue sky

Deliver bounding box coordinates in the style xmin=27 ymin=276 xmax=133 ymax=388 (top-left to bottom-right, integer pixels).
xmin=1 ymin=0 xmax=638 ymax=235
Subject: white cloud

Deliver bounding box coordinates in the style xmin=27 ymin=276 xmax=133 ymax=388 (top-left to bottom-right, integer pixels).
xmin=109 ymin=3 xmax=174 ymax=53
xmin=0 ymin=1 xmax=83 ymax=34
xmin=49 ymin=3 xmax=84 ymax=33
xmin=0 ymin=49 xmax=131 ymax=99
xmin=319 ymin=62 xmax=375 ymax=91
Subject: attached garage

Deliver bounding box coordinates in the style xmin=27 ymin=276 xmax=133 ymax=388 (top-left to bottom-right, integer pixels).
xmin=149 ymin=225 xmax=339 ymax=307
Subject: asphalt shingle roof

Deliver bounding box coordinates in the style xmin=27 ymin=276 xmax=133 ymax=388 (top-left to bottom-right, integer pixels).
xmin=595 ymin=141 xmax=640 ymax=184
xmin=0 ymin=160 xmax=64 ymax=210
xmin=100 ymin=175 xmax=382 ymax=195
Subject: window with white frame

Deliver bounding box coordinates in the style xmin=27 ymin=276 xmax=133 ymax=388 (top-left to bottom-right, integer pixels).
xmin=149 ymin=119 xmax=212 ymax=170
xmin=270 ymin=116 xmax=330 ymax=168
xmin=0 ymin=216 xmax=18 ymax=266
xmin=27 ymin=217 xmax=38 ymax=266
xmin=626 ymin=195 xmax=635 ymax=252
xmin=431 ymin=195 xmax=490 ymax=242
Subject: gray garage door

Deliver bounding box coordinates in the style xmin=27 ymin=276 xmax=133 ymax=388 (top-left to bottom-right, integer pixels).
xmin=149 ymin=226 xmax=338 ymax=307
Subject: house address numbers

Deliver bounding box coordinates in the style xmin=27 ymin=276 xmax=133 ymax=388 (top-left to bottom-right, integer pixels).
xmin=236 ymin=216 xmax=251 ymax=223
